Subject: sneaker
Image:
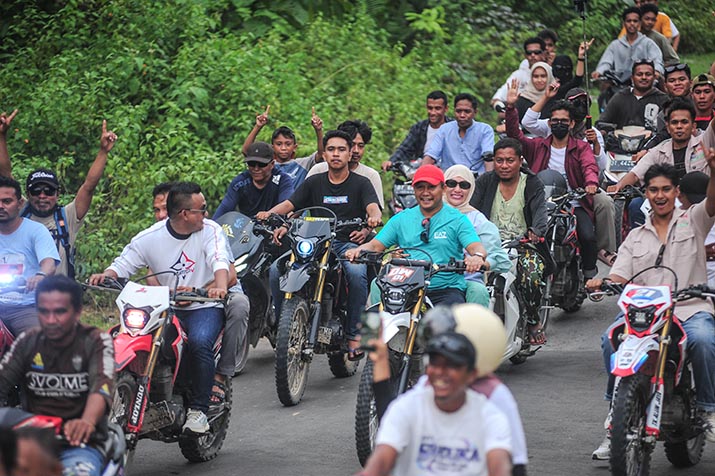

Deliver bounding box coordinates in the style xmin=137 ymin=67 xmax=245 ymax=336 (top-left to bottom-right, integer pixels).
xmin=183 ymin=409 xmax=209 ymax=434
xmin=592 ymin=434 xmax=611 ymax=460
xmin=703 ymin=411 xmax=715 ymax=443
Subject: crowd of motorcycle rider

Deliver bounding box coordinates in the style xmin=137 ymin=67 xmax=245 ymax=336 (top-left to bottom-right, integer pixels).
xmin=2 ymin=1 xmax=715 ymax=474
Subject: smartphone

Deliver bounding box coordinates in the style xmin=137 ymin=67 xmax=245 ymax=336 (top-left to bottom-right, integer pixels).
xmin=585 ymin=115 xmax=592 ymax=129
xmin=358 ymin=312 xmax=382 ymax=351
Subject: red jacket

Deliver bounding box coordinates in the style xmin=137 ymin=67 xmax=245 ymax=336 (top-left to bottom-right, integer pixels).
xmin=506 ymin=105 xmax=599 ymax=217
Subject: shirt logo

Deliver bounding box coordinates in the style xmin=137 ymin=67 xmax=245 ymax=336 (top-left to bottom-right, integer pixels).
xmin=433 ymin=231 xmax=447 ymax=239
xmin=272 ymin=175 xmax=281 ymax=185
xmin=72 ymin=354 xmax=83 ymax=372
xmin=32 ymin=353 xmax=44 ymax=370
xmin=27 ymin=371 xmax=89 ymax=397
xmin=323 ymin=195 xmax=348 ymax=204
xmin=417 ymin=436 xmax=481 ymax=472
xmin=170 ymin=251 xmax=196 ymax=279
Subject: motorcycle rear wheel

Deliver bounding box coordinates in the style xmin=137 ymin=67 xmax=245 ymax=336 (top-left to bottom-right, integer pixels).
xmin=664 ymin=432 xmax=705 ymax=468
xmin=561 ymin=261 xmax=585 ymax=313
xmin=610 ymin=374 xmax=652 ymax=476
xmin=355 ymin=360 xmax=379 ymax=467
xmin=275 ymin=298 xmax=311 ymax=406
xmin=179 ymin=382 xmax=232 ymax=462
xmin=328 ymin=350 xmax=359 ymax=378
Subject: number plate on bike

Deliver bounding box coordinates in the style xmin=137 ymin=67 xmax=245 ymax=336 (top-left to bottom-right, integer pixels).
xmin=317 ymin=326 xmax=332 ymax=344
xmin=610 ymin=159 xmax=633 ymax=172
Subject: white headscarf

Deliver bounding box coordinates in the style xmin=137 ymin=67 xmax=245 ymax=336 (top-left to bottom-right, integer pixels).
xmin=520 ymin=61 xmax=554 ymax=103
xmin=444 ymin=164 xmax=476 ymax=214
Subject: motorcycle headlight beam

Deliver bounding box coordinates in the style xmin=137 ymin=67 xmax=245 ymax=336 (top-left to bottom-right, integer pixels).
xmin=122 ymin=308 xmax=150 ymax=332
xmin=296 ymin=239 xmax=315 ymax=259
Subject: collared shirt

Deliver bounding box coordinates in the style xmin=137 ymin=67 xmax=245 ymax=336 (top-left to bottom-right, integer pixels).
xmin=611 ymin=201 xmax=715 ymax=320
xmin=632 ymin=134 xmax=709 ymax=182
xmin=424 ymin=121 xmax=495 ymax=174
xmin=389 ymin=117 xmax=454 ymax=165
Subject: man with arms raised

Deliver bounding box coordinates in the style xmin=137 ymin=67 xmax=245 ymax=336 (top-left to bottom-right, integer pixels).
xmin=424 ymin=94 xmax=495 ymax=174
xmin=356 ymin=330 xmax=512 ymax=476
xmin=0 ymin=176 xmax=59 ymax=336
xmin=0 ymin=111 xmax=117 ymax=278
xmin=381 ymin=90 xmax=452 ymax=171
xmin=0 ymin=276 xmax=114 ymax=476
xmin=346 ymin=164 xmax=487 ymax=305
xmin=89 ymin=182 xmax=231 ymax=434
xmin=258 ymin=130 xmax=382 ymax=358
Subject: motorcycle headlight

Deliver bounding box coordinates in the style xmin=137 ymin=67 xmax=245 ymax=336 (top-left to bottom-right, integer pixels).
xmin=0 ymin=274 xmax=13 ymax=285
xmin=234 ymin=254 xmax=249 ymax=274
xmin=627 ymin=306 xmax=656 ymax=332
xmin=296 ymin=239 xmax=315 ymax=259
xmin=122 ymin=308 xmax=149 ymax=333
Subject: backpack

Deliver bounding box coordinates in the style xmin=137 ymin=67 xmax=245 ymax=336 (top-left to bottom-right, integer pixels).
xmin=21 ymin=205 xmax=75 ymax=279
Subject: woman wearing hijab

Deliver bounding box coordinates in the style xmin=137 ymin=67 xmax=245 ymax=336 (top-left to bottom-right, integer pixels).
xmin=443 ymin=165 xmax=510 ymax=307
xmin=515 ymin=61 xmax=555 ymax=123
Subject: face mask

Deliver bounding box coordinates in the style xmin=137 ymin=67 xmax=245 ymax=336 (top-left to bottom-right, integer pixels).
xmin=551 ymin=123 xmax=570 ymax=140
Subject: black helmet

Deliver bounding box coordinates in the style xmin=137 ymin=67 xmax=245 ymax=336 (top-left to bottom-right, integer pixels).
xmin=426 ymin=332 xmax=477 ymax=370
xmin=537 ymin=169 xmax=568 ymax=199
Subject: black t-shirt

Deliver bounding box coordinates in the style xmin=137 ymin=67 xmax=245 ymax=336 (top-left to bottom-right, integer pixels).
xmin=289 ymin=172 xmax=379 ymax=241
xmin=673 ymin=146 xmax=687 ymax=178
xmin=213 ymin=169 xmax=294 ymax=219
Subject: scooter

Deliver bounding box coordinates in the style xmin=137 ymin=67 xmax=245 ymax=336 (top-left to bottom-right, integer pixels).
xmin=386 ymin=160 xmax=419 ymax=215
xmin=0 ymin=407 xmax=126 ymax=476
xmin=215 ymin=212 xmax=281 ymax=373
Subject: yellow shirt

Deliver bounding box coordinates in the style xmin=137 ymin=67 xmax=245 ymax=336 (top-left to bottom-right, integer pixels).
xmin=619 ymin=12 xmax=673 ymax=39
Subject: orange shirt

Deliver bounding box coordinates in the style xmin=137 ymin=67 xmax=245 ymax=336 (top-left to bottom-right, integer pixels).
xmin=619 ymin=12 xmax=673 ymax=39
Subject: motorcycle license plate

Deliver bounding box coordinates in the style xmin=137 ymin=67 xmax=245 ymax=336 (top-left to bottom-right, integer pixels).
xmin=610 ymin=159 xmax=633 ymax=173
xmin=317 ymin=326 xmax=332 ymax=344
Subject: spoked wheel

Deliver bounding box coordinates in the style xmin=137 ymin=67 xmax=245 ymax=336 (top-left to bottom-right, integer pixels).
xmin=275 ymin=298 xmax=311 ymax=406
xmin=664 ymin=432 xmax=705 ymax=468
xmin=179 ymin=382 xmax=233 ymax=462
xmin=110 ymin=372 xmax=138 ymax=469
xmin=328 ymin=350 xmax=359 ymax=378
xmin=562 ymin=260 xmax=585 ymax=313
xmin=355 ymin=360 xmax=379 ymax=466
xmin=610 ymin=374 xmax=653 ymax=476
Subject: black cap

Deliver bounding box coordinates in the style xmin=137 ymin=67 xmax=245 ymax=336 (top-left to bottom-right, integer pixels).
xmin=680 ymin=171 xmax=709 ymax=204
xmin=426 ymin=332 xmax=477 ymax=370
xmin=26 ymin=168 xmax=59 ymax=190
xmin=245 ymin=141 xmax=274 ymax=164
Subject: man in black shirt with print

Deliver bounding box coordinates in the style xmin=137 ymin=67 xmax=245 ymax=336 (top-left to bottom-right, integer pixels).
xmin=258 ymin=130 xmax=382 ymax=358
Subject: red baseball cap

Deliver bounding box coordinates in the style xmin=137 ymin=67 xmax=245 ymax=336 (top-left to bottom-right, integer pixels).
xmin=412 ymin=164 xmax=444 ymax=186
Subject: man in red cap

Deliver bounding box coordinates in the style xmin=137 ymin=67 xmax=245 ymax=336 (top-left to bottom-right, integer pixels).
xmin=346 ymin=164 xmax=487 ymax=305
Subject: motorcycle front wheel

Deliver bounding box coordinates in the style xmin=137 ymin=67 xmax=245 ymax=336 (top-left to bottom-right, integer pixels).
xmin=355 ymin=360 xmax=379 ymax=467
xmin=179 ymin=382 xmax=232 ymax=462
xmin=109 ymin=372 xmax=138 ymax=467
xmin=328 ymin=350 xmax=359 ymax=378
xmin=610 ymin=373 xmax=653 ymax=476
xmin=275 ymin=298 xmax=311 ymax=406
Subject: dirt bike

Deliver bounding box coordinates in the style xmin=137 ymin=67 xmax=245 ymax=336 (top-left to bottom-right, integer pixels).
xmin=351 ymin=250 xmax=467 ymax=466
xmin=538 ymin=170 xmax=588 ymax=315
xmin=0 ymin=407 xmax=126 ymax=476
xmin=386 ymin=161 xmax=419 ymax=215
xmin=85 ymin=275 xmax=231 ymax=467
xmin=271 ymin=208 xmax=371 ymax=406
xmin=605 ymin=184 xmax=645 ymax=249
xmin=589 ymin=271 xmax=714 ymax=476
xmin=215 ymin=211 xmax=281 ymax=373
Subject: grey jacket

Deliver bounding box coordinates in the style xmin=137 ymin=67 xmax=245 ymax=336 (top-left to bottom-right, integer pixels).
xmin=596 ymin=33 xmax=664 ymax=83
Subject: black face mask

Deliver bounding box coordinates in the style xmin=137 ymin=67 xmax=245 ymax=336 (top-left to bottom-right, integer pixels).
xmin=571 ymin=100 xmax=589 ymax=123
xmin=551 ymin=123 xmax=570 ymax=140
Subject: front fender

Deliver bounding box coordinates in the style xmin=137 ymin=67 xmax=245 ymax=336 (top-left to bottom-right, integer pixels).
xmin=280 ymin=264 xmax=312 ymax=294
xmin=114 ymin=334 xmax=153 ymax=371
xmin=611 ymin=334 xmax=659 ymax=377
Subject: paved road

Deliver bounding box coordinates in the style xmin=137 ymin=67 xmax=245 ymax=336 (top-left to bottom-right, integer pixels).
xmin=128 ymin=294 xmax=715 ymax=475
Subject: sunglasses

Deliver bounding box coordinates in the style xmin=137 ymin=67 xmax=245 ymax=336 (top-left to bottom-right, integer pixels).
xmin=633 ymin=59 xmax=655 ymax=69
xmin=247 ymin=161 xmax=270 ymax=168
xmin=29 ymin=186 xmax=58 ymax=196
xmin=525 ymin=49 xmax=543 ymax=56
xmin=445 ymin=179 xmax=471 ymax=190
xmin=665 ymin=63 xmax=689 ymax=74
xmin=420 ymin=218 xmax=431 ymax=244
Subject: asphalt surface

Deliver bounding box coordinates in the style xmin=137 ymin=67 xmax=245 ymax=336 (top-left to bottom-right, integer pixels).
xmin=128 ymin=292 xmax=715 ymax=475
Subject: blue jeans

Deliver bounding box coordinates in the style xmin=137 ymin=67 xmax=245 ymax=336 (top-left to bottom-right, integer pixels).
xmin=174 ymin=307 xmax=224 ymax=413
xmin=601 ymin=311 xmax=715 ymax=411
xmin=61 ymin=445 xmax=104 ymax=476
xmin=628 ymin=197 xmax=646 ymax=229
xmin=270 ymin=241 xmax=368 ymax=340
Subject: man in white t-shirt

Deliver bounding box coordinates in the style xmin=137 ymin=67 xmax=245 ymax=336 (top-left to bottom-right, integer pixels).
xmin=357 ymin=331 xmax=512 ymax=476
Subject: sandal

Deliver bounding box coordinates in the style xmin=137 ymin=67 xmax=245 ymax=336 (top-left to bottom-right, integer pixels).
xmin=209 ymin=379 xmax=228 ymax=405
xmin=527 ymin=323 xmax=547 ymax=345
xmin=597 ymin=250 xmax=618 ymax=267
xmin=347 ymin=339 xmax=365 ymax=362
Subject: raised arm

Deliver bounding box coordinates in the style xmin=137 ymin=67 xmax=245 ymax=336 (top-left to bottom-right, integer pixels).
xmin=312 ymin=107 xmax=324 ymax=161
xmin=242 ymin=105 xmax=270 ymax=156
xmin=0 ymin=109 xmax=19 ymax=178
xmin=75 ymin=120 xmax=117 ymax=220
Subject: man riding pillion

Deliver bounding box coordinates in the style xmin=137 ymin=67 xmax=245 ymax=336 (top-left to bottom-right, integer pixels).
xmin=0 ymin=110 xmax=117 ymax=279
xmin=89 ymin=182 xmax=232 ymax=435
xmin=256 ymin=129 xmax=382 ymax=359
xmin=0 ymin=276 xmax=115 ymax=476
xmin=345 ymin=164 xmax=488 ymax=305
xmin=587 ymin=157 xmax=715 ymax=460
